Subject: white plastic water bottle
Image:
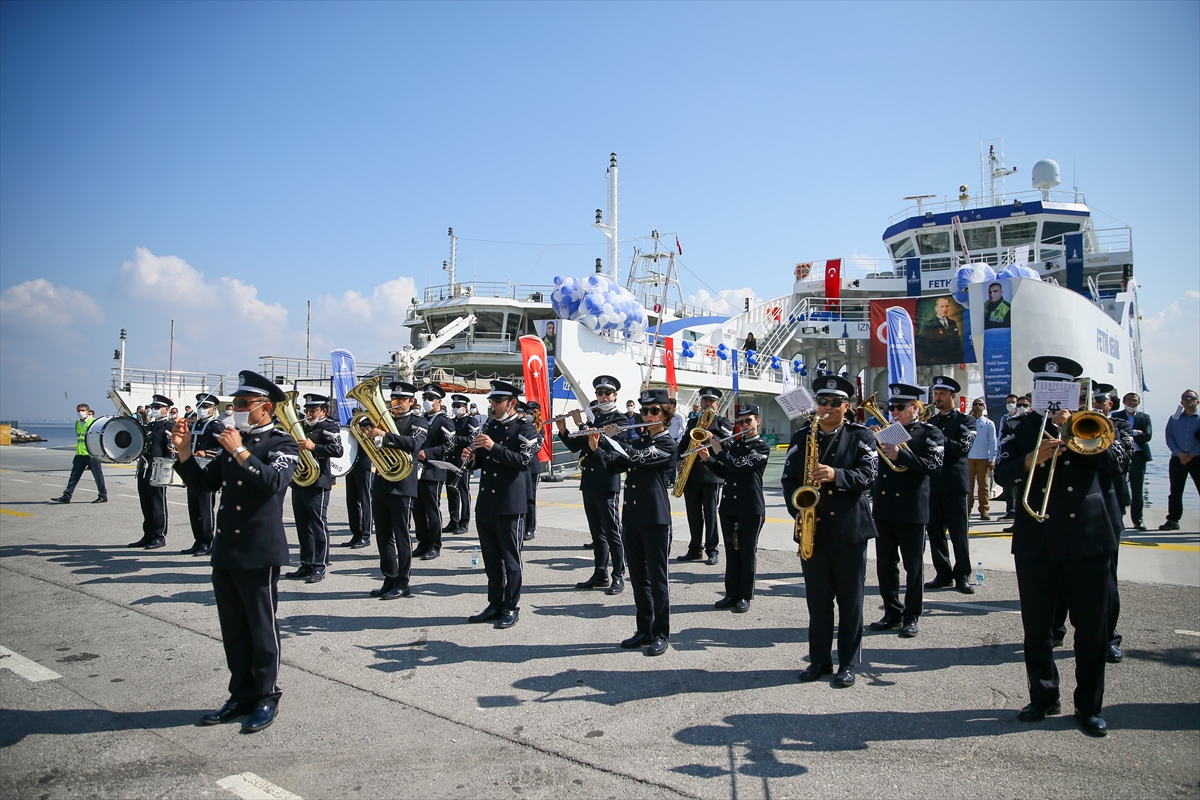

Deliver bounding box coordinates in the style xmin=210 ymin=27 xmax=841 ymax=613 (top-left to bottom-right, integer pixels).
xmin=471 ymin=547 xmax=481 ymax=569
xmin=975 ymin=561 xmax=985 ymax=586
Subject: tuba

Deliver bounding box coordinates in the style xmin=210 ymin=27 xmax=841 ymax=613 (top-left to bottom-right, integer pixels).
xmin=791 ymin=417 xmax=824 ymax=559
xmin=277 ymin=392 xmax=321 ymax=488
xmin=861 ymin=393 xmax=912 ymax=472
xmin=673 ymin=406 xmax=716 ymax=497
xmin=346 ymin=376 xmax=413 ymax=482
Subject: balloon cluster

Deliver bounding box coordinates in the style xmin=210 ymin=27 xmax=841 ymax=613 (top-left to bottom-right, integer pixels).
xmin=716 ymin=343 xmax=730 ymax=361
xmin=745 ymin=350 xmax=758 ymax=367
xmin=997 ymin=264 xmax=1041 ymax=281
xmin=680 ymin=341 xmax=696 ymax=359
xmin=551 ymin=274 xmax=650 ymax=335
xmin=954 ymin=263 xmax=997 ymax=305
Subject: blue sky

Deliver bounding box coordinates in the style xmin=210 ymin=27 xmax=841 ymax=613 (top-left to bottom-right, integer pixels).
xmin=2 ymin=1 xmax=1197 ymax=422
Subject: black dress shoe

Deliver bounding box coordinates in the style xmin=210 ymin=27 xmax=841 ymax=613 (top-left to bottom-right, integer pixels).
xmin=350 ymin=538 xmax=370 ymax=549
xmin=1002 ymin=525 xmax=1015 ymax=533
xmin=575 ymin=572 xmax=610 ymax=589
xmin=468 ymin=606 xmax=502 ymax=624
xmin=869 ymin=617 xmax=902 ymax=631
xmin=833 ymin=665 xmax=855 ymax=687
xmin=621 ymin=632 xmax=650 ymax=649
xmin=705 ymin=553 xmax=719 ymax=565
xmin=144 ymin=538 xmax=166 ymax=550
xmin=1107 ymin=645 xmax=1123 ymax=663
xmin=798 ymin=663 xmax=834 ymax=682
xmin=495 ymin=609 xmax=519 ymax=629
xmin=242 ymin=703 xmax=277 ymax=733
xmin=900 ymin=620 xmax=919 ymax=638
xmin=91 ymin=497 xmax=108 ymax=504
xmin=924 ymin=576 xmax=953 ymax=589
xmin=441 ymin=523 xmax=457 ymax=534
xmin=733 ymin=600 xmax=750 ymax=613
xmin=714 ymin=596 xmax=737 ymax=609
xmin=955 ymin=578 xmax=976 ymax=595
xmin=1076 ymin=712 xmax=1108 ymax=736
xmin=194 ymin=545 xmax=211 ymax=557
xmin=50 ymin=496 xmax=70 ymax=504
xmin=522 ymin=530 xmax=535 ymax=541
xmin=304 ymin=569 xmax=326 ymax=584
xmin=180 ymin=543 xmax=203 ymax=555
xmin=201 ymin=699 xmax=254 ymax=725
xmin=1159 ymin=521 xmax=1180 ymax=531
xmin=382 ymin=585 xmax=412 ymax=600
xmin=127 ymin=537 xmax=153 ymax=548
xmin=337 ymin=539 xmax=357 ymax=548
xmin=454 ymin=527 xmax=469 ymax=534
xmin=420 ymin=549 xmax=440 ymax=561
xmin=412 ymin=546 xmax=429 ymax=559
xmin=284 ymin=566 xmax=314 ymax=580
xmin=676 ymin=552 xmax=703 ymax=562
xmin=582 ymin=541 xmax=594 ymax=548
xmin=1017 ymin=701 xmax=1061 ymax=722
xmin=370 ymin=578 xmax=395 ymax=597
xmin=1052 ymin=636 xmax=1065 ymax=648
xmin=647 ymin=637 xmax=667 ymax=656
xmin=1133 ymin=523 xmax=1147 ymax=532
xmin=604 ymin=575 xmax=625 ymax=595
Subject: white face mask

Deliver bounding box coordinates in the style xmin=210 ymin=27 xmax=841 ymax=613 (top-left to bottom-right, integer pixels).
xmin=196 ymin=406 xmax=212 ymax=420
xmin=454 ymin=406 xmax=466 ymax=417
xmin=78 ymin=410 xmax=89 ymax=420
xmin=224 ymin=408 xmax=233 ymax=417
xmin=146 ymin=408 xmax=161 ymax=421
xmin=1005 ymin=403 xmax=1017 ymax=414
xmin=1124 ymin=405 xmax=1138 ymax=415
xmin=422 ymin=399 xmax=435 ymax=413
xmin=596 ymin=400 xmax=616 ymax=414
xmin=233 ymin=411 xmax=253 ymax=432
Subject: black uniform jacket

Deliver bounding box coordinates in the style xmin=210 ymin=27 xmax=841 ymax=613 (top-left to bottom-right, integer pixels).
xmin=780 ymin=420 xmax=879 ymax=549
xmin=419 ymin=410 xmax=457 ymax=482
xmin=183 ymin=417 xmax=226 ymax=490
xmin=138 ymin=419 xmax=174 ymax=476
xmin=681 ymin=413 xmax=735 ymax=485
xmin=298 ymin=417 xmax=344 ymax=490
xmin=927 ymin=409 xmax=976 ymax=494
xmin=175 ymin=423 xmax=299 ymax=569
xmin=1111 ymin=408 xmax=1152 ymax=462
xmin=528 ymin=424 xmax=546 ymax=476
xmin=451 ymin=413 xmax=481 ymax=464
xmin=708 ymin=434 xmax=771 ymax=516
xmin=559 ymin=409 xmax=624 ymax=493
xmin=994 ymin=413 xmax=1130 ymax=561
xmin=871 ymin=421 xmax=945 ymax=524
xmin=474 ymin=412 xmax=537 ymax=515
xmin=595 ymin=429 xmax=678 ymax=527
xmin=377 ymin=411 xmax=428 ymax=497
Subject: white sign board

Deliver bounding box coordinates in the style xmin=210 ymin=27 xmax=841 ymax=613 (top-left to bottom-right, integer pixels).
xmin=1031 ymin=379 xmax=1079 ymax=414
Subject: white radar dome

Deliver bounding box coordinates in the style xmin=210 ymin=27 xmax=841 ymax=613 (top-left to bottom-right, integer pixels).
xmin=1031 ymin=159 xmax=1061 ymax=190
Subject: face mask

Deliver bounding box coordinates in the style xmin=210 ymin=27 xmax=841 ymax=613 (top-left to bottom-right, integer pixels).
xmin=233 ymin=411 xmax=253 ymax=432
xmin=422 ymin=399 xmax=435 ymax=413
xmin=454 ymin=406 xmax=466 ymax=417
xmin=596 ymin=400 xmax=616 ymax=414
xmin=197 ymin=406 xmax=212 ymax=420
xmin=146 ymin=408 xmax=161 ymax=421
xmin=224 ymin=408 xmax=233 ymax=417
xmin=1005 ymin=403 xmax=1016 ymax=414
xmin=78 ymin=410 xmax=89 ymax=420
xmin=1124 ymin=405 xmax=1138 ymax=415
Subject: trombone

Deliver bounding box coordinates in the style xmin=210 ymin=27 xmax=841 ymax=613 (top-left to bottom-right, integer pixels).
xmin=861 ymin=393 xmax=913 ymax=472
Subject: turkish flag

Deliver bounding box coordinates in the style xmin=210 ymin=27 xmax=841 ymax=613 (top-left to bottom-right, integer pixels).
xmin=664 ymin=336 xmax=678 ymax=395
xmin=825 ymin=259 xmax=841 ymax=311
xmin=519 ymin=335 xmax=553 ymax=463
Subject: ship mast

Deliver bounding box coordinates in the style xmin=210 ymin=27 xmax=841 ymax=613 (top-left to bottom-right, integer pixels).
xmin=592 ymin=153 xmax=619 ymax=281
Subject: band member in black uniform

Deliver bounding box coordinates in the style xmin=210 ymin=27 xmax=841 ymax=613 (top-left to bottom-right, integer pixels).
xmin=339 ymin=416 xmax=374 ymax=549
xmin=369 ymin=382 xmax=427 ymax=600
xmin=782 ymin=375 xmax=878 ymax=687
xmin=131 ymin=393 xmax=174 ymax=550
xmin=679 ymin=386 xmax=734 ymax=565
xmin=173 ymin=370 xmax=299 ymax=733
xmin=282 ymin=394 xmax=342 ymax=583
xmin=994 ymin=356 xmax=1129 ymax=736
xmin=465 ymin=380 xmax=537 ymax=629
xmin=868 ymin=384 xmax=945 ymax=637
xmin=413 ymin=383 xmax=455 ymax=560
xmin=1112 ymin=391 xmax=1152 ymax=532
xmin=520 ymin=400 xmax=546 ymax=542
xmin=558 ymin=376 xmax=626 ymax=593
xmin=923 ymin=375 xmax=978 ymax=594
xmin=181 ymin=393 xmax=226 ymax=556
xmin=700 ymin=403 xmax=771 ymax=612
xmin=591 ymin=388 xmax=678 ymax=655
xmin=443 ymin=394 xmax=478 ymax=535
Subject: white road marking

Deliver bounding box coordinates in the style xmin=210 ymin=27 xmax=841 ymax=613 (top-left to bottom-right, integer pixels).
xmin=118 ymin=494 xmax=139 ymax=499
xmin=1175 ymin=629 xmax=1200 ymax=637
xmin=42 ymin=483 xmax=62 ymax=487
xmin=217 ymin=773 xmax=303 ymax=800
xmin=11 ymin=479 xmax=30 ymax=483
xmin=0 ymin=646 xmax=62 ymax=682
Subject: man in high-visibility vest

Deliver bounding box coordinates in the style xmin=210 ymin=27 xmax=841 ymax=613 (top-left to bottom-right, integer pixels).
xmin=51 ymin=404 xmax=108 ymax=504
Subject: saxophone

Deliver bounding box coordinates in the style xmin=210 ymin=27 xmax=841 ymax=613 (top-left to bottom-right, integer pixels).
xmin=346 ymin=376 xmax=413 ymax=482
xmin=791 ymin=417 xmax=824 ymax=559
xmin=276 ymin=392 xmax=321 ymax=488
xmin=673 ymin=406 xmax=716 ymax=498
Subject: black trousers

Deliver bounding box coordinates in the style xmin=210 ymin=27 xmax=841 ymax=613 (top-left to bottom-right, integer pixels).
xmin=683 ymin=481 xmax=721 ymax=556
xmin=1015 ymin=553 xmax=1111 ymax=717
xmin=446 ymin=467 xmax=471 ymax=528
xmin=414 ymin=480 xmax=443 ymax=552
xmin=373 ymin=489 xmax=413 ymax=586
xmin=345 ymin=468 xmax=372 ymax=540
xmin=1053 ymin=548 xmax=1121 ymax=648
xmin=136 ymin=468 xmax=168 ymax=540
xmin=478 ymin=513 xmax=523 ymax=611
xmin=63 ymin=454 xmax=106 ymax=500
xmin=186 ymin=486 xmax=216 ymax=546
xmin=928 ymin=491 xmax=971 ymax=579
xmin=719 ymin=513 xmax=763 ymax=601
xmin=524 ymin=470 xmax=539 ymax=534
xmin=800 ymin=541 xmax=867 ymax=668
xmin=211 ymin=566 xmax=282 ymax=707
xmin=875 ymin=521 xmax=926 ymax=621
xmin=625 ymin=523 xmax=671 ymax=639
xmin=292 ymin=485 xmax=331 ymax=568
xmin=1166 ymin=456 xmax=1200 ymax=523
xmin=584 ymin=491 xmax=624 ymax=577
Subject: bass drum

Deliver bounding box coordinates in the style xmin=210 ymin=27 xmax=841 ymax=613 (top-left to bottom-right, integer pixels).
xmin=329 ymin=425 xmax=358 ymax=478
xmin=85 ymin=415 xmax=146 ymax=463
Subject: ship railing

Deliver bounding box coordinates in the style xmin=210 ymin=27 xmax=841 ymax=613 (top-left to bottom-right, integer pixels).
xmin=110 ymin=367 xmax=240 ymax=398
xmin=421 ymin=281 xmax=555 ymax=304
xmin=1087 ymin=226 xmax=1133 ymax=254
xmin=257 ymin=356 xmax=391 ymax=385
xmin=792 ymin=257 xmax=903 ymax=285
xmin=886 ymin=189 xmax=1087 ymax=224
xmin=631 ymin=338 xmax=788 ymax=385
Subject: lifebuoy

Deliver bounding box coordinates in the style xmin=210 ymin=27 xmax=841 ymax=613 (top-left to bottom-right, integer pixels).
xmin=704 ymin=345 xmax=716 ymax=359
xmin=768 ymin=305 xmax=780 ymax=322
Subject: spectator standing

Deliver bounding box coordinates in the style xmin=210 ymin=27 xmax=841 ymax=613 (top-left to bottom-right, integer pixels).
xmin=1111 ymin=392 xmax=1152 ymax=531
xmin=667 ymin=397 xmax=685 ymax=443
xmin=967 ymin=398 xmax=998 ymax=520
xmin=1160 ymin=389 xmax=1200 ymax=531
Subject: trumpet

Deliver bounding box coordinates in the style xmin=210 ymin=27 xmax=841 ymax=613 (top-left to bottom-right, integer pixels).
xmin=861 ymin=393 xmax=913 ymax=472
xmin=1021 ymin=384 xmax=1115 ymax=523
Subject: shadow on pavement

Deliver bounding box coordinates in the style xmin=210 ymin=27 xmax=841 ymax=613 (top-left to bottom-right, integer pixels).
xmin=0 ymin=707 xmax=210 ymax=748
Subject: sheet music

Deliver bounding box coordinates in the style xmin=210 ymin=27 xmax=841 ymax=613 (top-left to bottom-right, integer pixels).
xmin=1031 ymin=380 xmax=1079 ymax=414
xmin=874 ymin=423 xmax=912 ymax=447
xmin=775 ymin=386 xmax=817 ymax=420
xmin=602 ymin=434 xmax=628 ymax=459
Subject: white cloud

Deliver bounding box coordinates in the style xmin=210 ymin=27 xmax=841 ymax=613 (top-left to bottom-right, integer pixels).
xmin=311 ymin=276 xmax=417 ymax=361
xmin=0 ymin=278 xmax=105 ymax=329
xmin=1139 ymin=290 xmax=1199 ymax=419
xmin=687 ymin=287 xmax=758 ymax=315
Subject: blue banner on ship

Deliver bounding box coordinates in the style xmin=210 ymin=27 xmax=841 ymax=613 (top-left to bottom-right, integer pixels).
xmin=905 ymin=257 xmax=921 ymax=297
xmin=1064 ymin=232 xmax=1085 ymax=295
xmin=980 ymin=279 xmax=1013 ymax=422
xmin=330 ymin=348 xmax=357 ymax=425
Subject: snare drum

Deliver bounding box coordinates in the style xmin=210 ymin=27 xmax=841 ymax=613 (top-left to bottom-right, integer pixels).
xmin=149 ymin=457 xmax=183 ymax=488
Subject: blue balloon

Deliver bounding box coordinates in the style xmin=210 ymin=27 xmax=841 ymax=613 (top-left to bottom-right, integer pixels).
xmin=792 ymin=358 xmax=802 ymax=373
xmin=770 ymin=356 xmax=782 ymax=370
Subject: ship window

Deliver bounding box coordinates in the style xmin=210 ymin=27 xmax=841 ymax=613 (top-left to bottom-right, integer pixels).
xmin=1000 ymin=221 xmax=1037 ymax=246
xmin=1040 ymin=221 xmax=1081 ymax=243
xmin=953 ymin=226 xmax=997 ymax=252
xmin=473 ymin=312 xmax=504 ymax=339
xmin=1038 ymin=248 xmax=1062 ymax=261
xmin=889 ymin=237 xmax=915 ymax=259
xmin=503 ymin=312 xmax=524 ymax=340
xmin=922 ymin=257 xmax=952 ymax=272
xmin=916 ymin=231 xmax=950 ymax=255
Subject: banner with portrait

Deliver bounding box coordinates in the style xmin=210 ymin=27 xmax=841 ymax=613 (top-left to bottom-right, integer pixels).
xmin=980 ymin=279 xmax=1013 ymax=421
xmin=914 ymin=294 xmax=972 ymax=366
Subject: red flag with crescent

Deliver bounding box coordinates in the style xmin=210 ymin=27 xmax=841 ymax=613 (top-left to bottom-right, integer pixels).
xmin=664 ymin=336 xmax=678 ymax=395
xmin=825 ymin=259 xmax=841 ymax=311
xmin=519 ymin=335 xmax=553 ymax=462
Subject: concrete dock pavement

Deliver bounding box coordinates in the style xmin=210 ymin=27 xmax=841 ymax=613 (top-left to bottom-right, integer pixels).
xmin=1 ymin=445 xmax=1198 ymax=799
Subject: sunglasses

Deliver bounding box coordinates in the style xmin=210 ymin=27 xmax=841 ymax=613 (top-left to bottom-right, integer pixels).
xmin=1016 ymin=404 xmax=1030 ymax=409
xmin=972 ymin=402 xmax=985 ymax=407
xmin=231 ymin=398 xmax=265 ymax=410
xmin=642 ymin=406 xmax=665 ymax=416
xmin=888 ymin=403 xmax=910 ymax=411
xmin=596 ymin=389 xmax=616 ymax=397
xmin=1184 ymin=395 xmax=1199 ymax=402
xmin=488 ymin=397 xmax=510 ymax=404
xmin=735 ymin=416 xmax=756 ymax=426
xmin=816 ymin=397 xmax=844 ymax=407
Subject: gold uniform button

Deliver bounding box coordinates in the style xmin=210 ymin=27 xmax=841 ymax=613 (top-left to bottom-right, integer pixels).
xmin=1069 ymin=513 xmax=1076 ymax=519
xmin=236 ymin=505 xmax=242 ymax=511
xmin=1067 ymin=486 xmax=1074 ymax=492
